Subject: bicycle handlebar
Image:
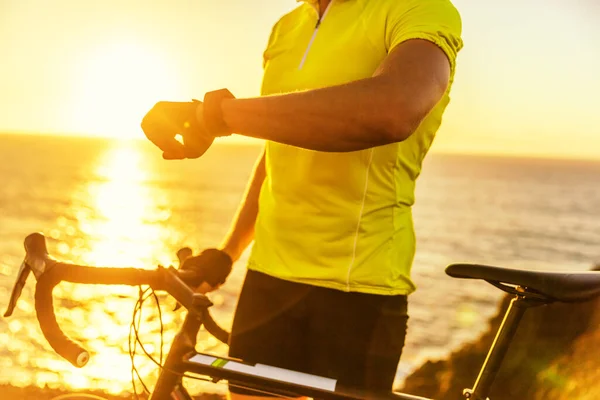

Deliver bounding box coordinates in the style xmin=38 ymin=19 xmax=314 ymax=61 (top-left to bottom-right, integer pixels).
xmin=7 ymin=233 xmax=228 ymax=368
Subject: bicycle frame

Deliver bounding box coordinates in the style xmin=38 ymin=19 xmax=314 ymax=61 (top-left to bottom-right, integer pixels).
xmin=150 ymin=290 xmax=548 ymax=400
xmin=152 ymin=306 xmax=430 ymax=400
xmin=10 ymin=233 xmax=600 ymax=400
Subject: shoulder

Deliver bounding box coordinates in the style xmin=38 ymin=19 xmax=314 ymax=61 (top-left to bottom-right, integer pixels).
xmin=401 ymin=0 xmax=460 ymax=28
xmin=369 ymin=0 xmax=463 ymax=65
xmin=365 ymin=0 xmax=462 ymax=29
xmin=268 ymin=4 xmax=311 ymax=42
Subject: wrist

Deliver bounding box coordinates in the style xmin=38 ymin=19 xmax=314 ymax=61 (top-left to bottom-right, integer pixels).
xmin=203 ymin=89 xmax=236 ymax=137
xmin=219 ymin=241 xmax=241 ymax=263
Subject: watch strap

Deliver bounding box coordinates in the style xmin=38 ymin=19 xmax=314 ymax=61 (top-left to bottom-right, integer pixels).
xmin=203 ymin=89 xmax=235 ymax=137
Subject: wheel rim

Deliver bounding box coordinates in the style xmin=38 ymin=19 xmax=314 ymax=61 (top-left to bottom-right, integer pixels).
xmin=51 ymin=394 xmax=108 ymax=400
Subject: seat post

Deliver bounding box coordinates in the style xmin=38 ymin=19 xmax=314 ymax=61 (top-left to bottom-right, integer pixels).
xmin=463 ymin=293 xmax=542 ymax=400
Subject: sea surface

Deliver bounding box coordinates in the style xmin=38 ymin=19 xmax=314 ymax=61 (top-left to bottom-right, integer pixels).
xmin=0 ymin=133 xmax=599 ymax=396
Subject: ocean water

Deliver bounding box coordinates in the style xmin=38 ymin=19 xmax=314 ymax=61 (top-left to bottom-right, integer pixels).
xmin=0 ymin=133 xmax=599 ymax=396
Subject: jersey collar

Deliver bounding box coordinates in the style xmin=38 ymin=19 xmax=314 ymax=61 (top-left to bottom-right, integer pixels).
xmin=297 ymin=0 xmax=350 ymax=5
xmin=297 ymin=0 xmax=350 ymax=12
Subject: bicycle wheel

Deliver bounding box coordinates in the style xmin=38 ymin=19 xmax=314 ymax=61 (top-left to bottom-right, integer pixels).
xmin=51 ymin=395 xmax=108 ymax=400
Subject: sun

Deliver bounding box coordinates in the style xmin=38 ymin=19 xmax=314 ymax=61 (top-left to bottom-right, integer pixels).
xmin=71 ymin=41 xmax=182 ymax=138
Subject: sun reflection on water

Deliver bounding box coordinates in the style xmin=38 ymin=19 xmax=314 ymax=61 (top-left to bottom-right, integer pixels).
xmin=65 ymin=143 xmax=173 ymax=394
xmin=81 ymin=143 xmax=169 ymax=267
xmin=27 ymin=142 xmax=189 ymax=395
xmin=1 ymin=140 xmax=234 ymax=396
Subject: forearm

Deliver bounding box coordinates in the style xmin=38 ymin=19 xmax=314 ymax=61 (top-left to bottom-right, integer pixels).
xmin=218 ymin=40 xmax=450 ymax=152
xmin=221 ymin=76 xmax=411 ymax=152
xmin=220 ymin=150 xmax=266 ymax=262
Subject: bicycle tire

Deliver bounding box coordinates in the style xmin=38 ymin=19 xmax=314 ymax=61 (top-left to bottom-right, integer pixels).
xmin=51 ymin=394 xmax=108 ymax=400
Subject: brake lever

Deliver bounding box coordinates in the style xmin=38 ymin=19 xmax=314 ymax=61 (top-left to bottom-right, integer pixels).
xmin=4 ymin=261 xmax=31 ymax=317
xmin=174 ymin=247 xmax=193 ymax=311
xmin=5 ymin=233 xmax=55 ymax=318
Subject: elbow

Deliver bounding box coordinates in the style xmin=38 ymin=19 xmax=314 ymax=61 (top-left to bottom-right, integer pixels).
xmin=379 ymin=111 xmax=425 ymax=144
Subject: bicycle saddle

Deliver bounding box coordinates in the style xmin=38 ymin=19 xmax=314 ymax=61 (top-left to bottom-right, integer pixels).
xmin=446 ymin=263 xmax=600 ymax=302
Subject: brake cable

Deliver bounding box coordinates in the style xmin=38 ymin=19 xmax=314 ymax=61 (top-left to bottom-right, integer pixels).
xmin=127 ymin=286 xmax=295 ymax=399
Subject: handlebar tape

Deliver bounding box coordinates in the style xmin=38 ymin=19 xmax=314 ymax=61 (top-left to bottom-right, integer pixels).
xmin=33 ymin=263 xmax=162 ymax=367
xmin=33 ymin=262 xmax=228 ymax=367
xmin=35 ymin=276 xmax=90 ymax=368
xmin=202 ymin=309 xmax=230 ymax=344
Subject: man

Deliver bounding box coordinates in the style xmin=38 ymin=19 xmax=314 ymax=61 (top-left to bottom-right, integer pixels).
xmin=141 ymin=0 xmax=463 ymax=397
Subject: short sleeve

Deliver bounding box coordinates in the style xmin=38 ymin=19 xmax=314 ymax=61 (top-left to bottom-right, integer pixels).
xmin=385 ymin=0 xmax=464 ymax=72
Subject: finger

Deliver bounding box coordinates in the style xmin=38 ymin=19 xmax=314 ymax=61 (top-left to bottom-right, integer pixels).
xmin=183 ymin=139 xmax=212 ymax=158
xmin=141 ymin=124 xmax=183 ymax=154
xmin=182 ymin=130 xmax=214 ymax=159
xmin=141 ymin=102 xmax=188 ymax=154
xmin=162 ymin=150 xmax=186 ymax=160
xmin=157 ymin=138 xmax=185 ymax=155
xmin=177 ymin=247 xmax=193 ymax=267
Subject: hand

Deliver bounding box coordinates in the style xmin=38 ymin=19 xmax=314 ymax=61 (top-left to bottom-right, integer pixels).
xmin=141 ymin=101 xmax=214 ymax=160
xmin=180 ymin=248 xmax=233 ymax=294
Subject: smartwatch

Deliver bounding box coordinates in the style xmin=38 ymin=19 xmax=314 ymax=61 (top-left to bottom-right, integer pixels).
xmin=203 ymin=89 xmax=235 ymax=137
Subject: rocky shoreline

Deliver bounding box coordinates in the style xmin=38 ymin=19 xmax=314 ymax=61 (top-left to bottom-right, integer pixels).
xmin=401 ymin=265 xmax=600 ymax=399
xmin=0 ymin=385 xmax=224 ymax=400
xmin=0 ymin=384 xmax=128 ymax=400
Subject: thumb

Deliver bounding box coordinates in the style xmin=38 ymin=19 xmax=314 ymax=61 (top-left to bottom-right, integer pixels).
xmin=163 ymin=150 xmax=186 ymax=160
xmin=195 ymin=282 xmax=217 ymax=294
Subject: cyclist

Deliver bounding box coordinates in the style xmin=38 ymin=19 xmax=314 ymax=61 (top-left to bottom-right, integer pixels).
xmin=141 ymin=0 xmax=463 ymax=397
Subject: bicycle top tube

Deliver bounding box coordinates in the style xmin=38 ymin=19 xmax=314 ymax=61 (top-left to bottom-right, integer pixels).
xmin=182 ymin=352 xmax=432 ymax=400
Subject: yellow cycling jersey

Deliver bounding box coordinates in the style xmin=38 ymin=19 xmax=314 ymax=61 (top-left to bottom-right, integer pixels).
xmin=248 ymin=0 xmax=463 ymax=295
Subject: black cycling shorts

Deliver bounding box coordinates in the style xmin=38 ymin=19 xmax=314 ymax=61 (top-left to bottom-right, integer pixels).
xmin=228 ymin=270 xmax=408 ymax=396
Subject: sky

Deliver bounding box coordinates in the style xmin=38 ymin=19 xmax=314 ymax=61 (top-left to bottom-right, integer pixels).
xmin=0 ymin=0 xmax=599 ymax=160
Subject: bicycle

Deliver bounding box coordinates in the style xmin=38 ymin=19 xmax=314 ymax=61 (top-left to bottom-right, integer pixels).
xmin=5 ymin=232 xmax=600 ymax=400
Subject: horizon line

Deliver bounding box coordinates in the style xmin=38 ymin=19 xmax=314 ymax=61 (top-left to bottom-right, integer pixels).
xmin=2 ymin=130 xmax=599 ymax=164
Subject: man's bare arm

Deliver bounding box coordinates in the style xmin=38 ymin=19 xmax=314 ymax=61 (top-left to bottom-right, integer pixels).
xmin=220 ymin=149 xmax=266 ymax=262
xmin=219 ymin=39 xmax=451 ymax=152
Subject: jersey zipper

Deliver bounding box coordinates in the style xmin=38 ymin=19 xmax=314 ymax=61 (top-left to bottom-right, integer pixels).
xmin=298 ymin=1 xmax=333 ymax=70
